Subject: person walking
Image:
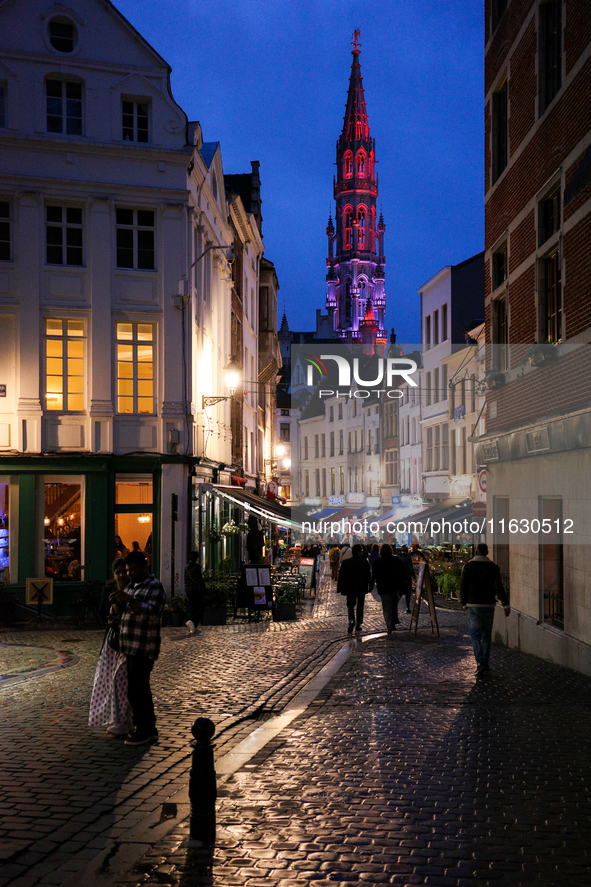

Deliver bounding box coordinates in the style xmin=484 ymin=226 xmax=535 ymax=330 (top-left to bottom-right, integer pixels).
xmin=459 ymin=543 xmax=510 ymax=676
xmin=372 ymin=543 xmax=407 ymax=633
xmin=184 ymin=551 xmax=205 ymax=633
xmin=337 ymin=543 xmax=372 ymax=634
xmin=329 ymin=544 xmax=341 ymax=581
xmin=89 ymin=558 xmax=132 ymax=735
xmin=113 ymin=551 xmax=166 ymax=746
xmin=397 ymin=544 xmax=415 ymax=613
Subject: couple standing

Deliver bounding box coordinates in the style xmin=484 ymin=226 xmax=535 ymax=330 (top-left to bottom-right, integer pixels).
xmin=337 ymin=543 xmax=413 ymax=634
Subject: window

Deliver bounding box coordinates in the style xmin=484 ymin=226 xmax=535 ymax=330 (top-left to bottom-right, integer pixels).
xmin=425 ymin=315 xmax=431 ymax=349
xmin=433 ymin=309 xmax=439 ymax=346
xmin=492 ymin=79 xmax=508 ymax=183
xmin=0 ymin=478 xmax=15 ymax=584
xmin=303 ymin=437 xmax=308 ymax=460
xmin=492 ymin=244 xmax=507 ymax=290
xmin=442 ymin=364 xmax=448 ymax=400
xmin=46 ymin=79 xmax=83 ymax=135
xmin=339 ymin=430 xmax=344 ymax=455
xmin=539 ymin=0 xmax=562 ymax=114
xmin=280 ymin=423 xmax=290 ymax=442
xmin=122 ymin=99 xmax=149 ymax=143
xmin=322 ymin=469 xmax=326 ymax=498
xmin=442 ymin=303 xmax=448 ymax=341
xmin=357 ymin=208 xmax=366 ymax=247
xmin=339 ymin=466 xmax=344 ymax=495
xmin=338 ymin=403 xmax=343 ymax=420
xmin=0 ymin=84 xmax=6 ymax=128
xmin=491 ymin=0 xmax=507 ymax=31
xmin=426 ymin=427 xmax=433 ymax=471
xmin=540 ymin=250 xmax=562 ymax=342
xmin=385 ymin=449 xmax=398 ymax=485
xmin=116 ymin=208 xmax=155 ymax=270
xmin=43 ymin=478 xmax=83 ymax=579
xmin=459 ymin=426 xmax=467 ymax=474
xmin=426 ymin=371 xmax=431 ymax=407
xmin=115 ymin=476 xmax=154 ymax=564
xmin=540 ymin=497 xmax=563 ymax=628
xmin=0 ymin=202 xmax=10 ymax=261
xmin=348 ymin=431 xmax=352 ymax=453
xmin=281 ymin=409 xmax=289 ymax=416
xmin=344 ymin=207 xmax=353 ymax=249
xmin=450 ymin=428 xmax=456 ymax=474
xmin=315 ymin=469 xmax=320 ymax=496
xmin=344 ymin=152 xmax=353 ymax=178
xmin=314 ymin=435 xmax=319 ymax=459
xmin=494 ymin=298 xmax=509 ymax=370
xmin=304 ymin=471 xmax=309 ymax=497
xmin=321 ymin=434 xmax=326 ymax=457
xmin=48 ymin=17 xmax=77 ymax=53
xmin=538 ymin=188 xmax=560 ymax=246
xmin=442 ymin=424 xmax=449 ymax=470
xmin=45 ymin=318 xmax=85 ymax=411
xmin=357 ymin=152 xmax=365 ymax=176
xmin=330 ymin=467 xmax=335 ymax=495
xmin=434 ymin=368 xmax=440 ymax=404
xmin=329 ymin=406 xmax=334 ymax=423
xmin=330 ymin=432 xmax=335 ymax=456
xmin=434 ymin=425 xmax=441 ymax=469
xmin=367 ymin=430 xmax=371 ymax=454
xmin=116 ymin=322 xmax=154 ymax=414
xmin=46 ymin=206 xmax=83 ymax=266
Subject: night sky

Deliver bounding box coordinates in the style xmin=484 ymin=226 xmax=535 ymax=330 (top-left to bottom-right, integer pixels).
xmin=116 ymin=0 xmax=484 ymax=344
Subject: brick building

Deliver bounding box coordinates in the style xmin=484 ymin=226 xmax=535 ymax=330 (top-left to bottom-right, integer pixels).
xmin=478 ymin=0 xmax=591 ymax=672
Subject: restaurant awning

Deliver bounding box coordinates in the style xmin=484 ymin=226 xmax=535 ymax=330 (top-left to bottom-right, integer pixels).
xmin=212 ymin=485 xmax=300 ymax=529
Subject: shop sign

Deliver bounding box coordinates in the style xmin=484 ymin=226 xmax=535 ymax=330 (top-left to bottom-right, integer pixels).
xmin=391 ymin=496 xmax=401 ymax=506
xmin=304 ymin=497 xmax=321 ymax=506
xmin=365 ymin=496 xmax=381 ymax=507
xmin=328 ymin=496 xmax=344 ymax=506
xmin=346 ymin=492 xmax=364 ymax=504
xmin=449 ymin=475 xmax=472 ymax=497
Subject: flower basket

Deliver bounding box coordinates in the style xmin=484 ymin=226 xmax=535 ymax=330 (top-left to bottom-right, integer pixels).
xmin=527 ymin=343 xmax=558 ymax=367
xmin=482 ymin=369 xmax=506 ymax=391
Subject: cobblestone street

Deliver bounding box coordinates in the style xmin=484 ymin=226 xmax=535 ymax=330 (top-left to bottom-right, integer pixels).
xmin=2 ymin=570 xmax=591 ymax=886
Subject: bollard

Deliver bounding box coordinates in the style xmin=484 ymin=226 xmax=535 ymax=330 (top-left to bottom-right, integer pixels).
xmin=189 ymin=717 xmax=217 ymax=844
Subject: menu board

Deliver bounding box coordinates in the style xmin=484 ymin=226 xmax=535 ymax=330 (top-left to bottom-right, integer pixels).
xmin=239 ymin=565 xmax=273 ymax=609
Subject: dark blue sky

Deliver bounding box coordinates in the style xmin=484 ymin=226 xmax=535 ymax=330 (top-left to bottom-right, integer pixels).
xmin=117 ymin=0 xmax=484 ymax=344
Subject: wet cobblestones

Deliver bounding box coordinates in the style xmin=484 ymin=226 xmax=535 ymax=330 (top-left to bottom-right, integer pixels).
xmin=2 ymin=569 xmax=591 ymax=885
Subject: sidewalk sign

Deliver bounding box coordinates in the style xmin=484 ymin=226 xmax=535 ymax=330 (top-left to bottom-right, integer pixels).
xmin=236 ymin=565 xmax=273 ymax=611
xmin=409 ymin=562 xmax=440 ymax=637
xmin=298 ymin=557 xmax=316 ymax=591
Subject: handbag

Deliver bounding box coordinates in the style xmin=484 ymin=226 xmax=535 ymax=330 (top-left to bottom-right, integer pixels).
xmin=106 ymin=625 xmax=120 ymax=652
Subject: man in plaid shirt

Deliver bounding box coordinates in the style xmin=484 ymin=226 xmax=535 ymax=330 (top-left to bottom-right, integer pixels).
xmin=113 ymin=551 xmax=166 ymax=746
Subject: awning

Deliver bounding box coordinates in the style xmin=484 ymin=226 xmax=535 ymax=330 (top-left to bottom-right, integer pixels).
xmin=307 ymin=508 xmax=340 ymax=521
xmin=212 ymin=485 xmax=299 ymax=529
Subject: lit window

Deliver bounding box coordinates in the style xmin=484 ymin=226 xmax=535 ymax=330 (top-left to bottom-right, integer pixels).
xmin=344 ymin=207 xmax=353 ymax=249
xmin=344 ymin=152 xmax=353 ymax=178
xmin=46 ymin=79 xmax=83 ymax=135
xmin=357 ymin=208 xmax=366 ymax=247
xmin=45 ymin=318 xmax=85 ymax=412
xmin=0 ymin=202 xmax=11 ymax=261
xmin=122 ymin=99 xmax=149 ymax=143
xmin=43 ymin=478 xmax=83 ymax=580
xmin=116 ymin=322 xmax=154 ymax=414
xmin=357 ymin=152 xmax=365 ymax=176
xmin=116 ymin=208 xmax=155 ymax=269
xmin=46 ymin=206 xmax=83 ymax=266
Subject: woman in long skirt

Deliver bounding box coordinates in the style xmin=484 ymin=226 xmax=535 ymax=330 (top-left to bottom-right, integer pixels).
xmin=89 ymin=559 xmax=132 ymax=735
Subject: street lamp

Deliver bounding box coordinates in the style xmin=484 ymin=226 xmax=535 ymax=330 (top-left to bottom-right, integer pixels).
xmin=202 ymin=358 xmax=241 ymax=408
xmin=264 ymin=444 xmax=291 ymax=472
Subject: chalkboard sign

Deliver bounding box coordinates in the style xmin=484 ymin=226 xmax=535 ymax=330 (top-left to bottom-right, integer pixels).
xmin=298 ymin=557 xmax=316 ymax=591
xmin=409 ymin=561 xmax=439 ymax=637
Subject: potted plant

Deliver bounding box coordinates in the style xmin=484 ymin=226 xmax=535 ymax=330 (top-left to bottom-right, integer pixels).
xmin=273 ymin=583 xmax=298 ymax=622
xmin=202 ymin=578 xmax=231 ymax=625
xmin=481 ymin=368 xmax=506 ymax=391
xmin=208 ymin=524 xmax=221 ymax=544
xmin=526 ymin=341 xmax=558 ymax=367
xmin=169 ymin=593 xmax=188 ymax=626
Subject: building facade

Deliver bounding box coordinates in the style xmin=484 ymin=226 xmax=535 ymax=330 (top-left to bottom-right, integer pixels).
xmin=480 ymin=0 xmax=591 ymax=672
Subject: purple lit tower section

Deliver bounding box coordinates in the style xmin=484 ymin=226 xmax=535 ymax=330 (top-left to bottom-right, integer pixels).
xmin=326 ymin=31 xmax=387 ymax=351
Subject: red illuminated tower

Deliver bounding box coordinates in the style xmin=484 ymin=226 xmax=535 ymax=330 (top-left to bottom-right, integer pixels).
xmin=326 ymin=31 xmax=387 ymax=348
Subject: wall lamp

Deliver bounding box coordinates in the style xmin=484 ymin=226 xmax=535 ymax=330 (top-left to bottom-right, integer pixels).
xmin=202 ymin=358 xmax=241 ymax=408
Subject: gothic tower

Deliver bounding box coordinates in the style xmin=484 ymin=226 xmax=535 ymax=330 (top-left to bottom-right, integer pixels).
xmin=326 ymin=31 xmax=387 ymax=350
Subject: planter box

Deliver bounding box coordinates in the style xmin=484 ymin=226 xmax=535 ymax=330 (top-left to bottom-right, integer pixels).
xmin=202 ymin=606 xmax=227 ymax=626
xmin=273 ymin=603 xmax=297 ymax=622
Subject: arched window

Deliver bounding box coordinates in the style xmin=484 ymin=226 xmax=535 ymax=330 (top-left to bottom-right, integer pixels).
xmin=344 ymin=206 xmax=353 ymax=249
xmin=357 ymin=152 xmax=365 ymax=177
xmin=356 ymin=121 xmax=362 ymax=140
xmin=370 ymin=207 xmax=376 ymax=253
xmin=344 ymin=152 xmax=353 ymax=178
xmin=360 ymin=280 xmax=366 ymax=301
xmin=357 ymin=207 xmax=366 ymax=247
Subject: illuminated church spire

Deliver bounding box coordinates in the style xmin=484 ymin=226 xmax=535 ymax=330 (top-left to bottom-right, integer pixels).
xmin=326 ymin=31 xmax=386 ymax=349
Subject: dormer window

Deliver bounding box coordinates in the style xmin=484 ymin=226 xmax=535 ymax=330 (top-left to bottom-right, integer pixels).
xmin=48 ymin=17 xmax=77 ymax=53
xmin=122 ymin=99 xmax=149 ymax=143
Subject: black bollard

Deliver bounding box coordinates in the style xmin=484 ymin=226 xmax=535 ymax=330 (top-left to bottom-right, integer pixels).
xmin=189 ymin=717 xmax=217 ymax=844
